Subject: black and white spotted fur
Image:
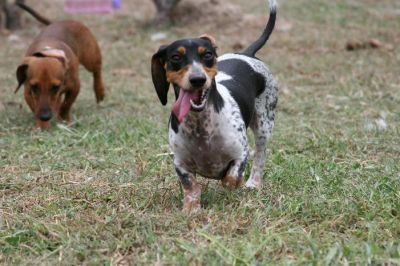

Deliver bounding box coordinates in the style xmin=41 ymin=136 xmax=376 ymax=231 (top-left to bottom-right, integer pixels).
xmin=151 ymin=0 xmax=278 ymax=210
xmin=170 ymin=53 xmax=277 ymax=186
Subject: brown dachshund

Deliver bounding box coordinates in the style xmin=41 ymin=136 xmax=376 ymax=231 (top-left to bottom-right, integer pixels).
xmin=15 ymin=3 xmax=105 ymax=130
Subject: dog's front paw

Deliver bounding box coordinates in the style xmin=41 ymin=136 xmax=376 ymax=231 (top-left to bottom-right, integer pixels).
xmin=182 ymin=200 xmax=201 ymax=214
xmin=245 ymin=177 xmax=262 ymax=189
xmin=58 ymin=113 xmax=71 ymax=123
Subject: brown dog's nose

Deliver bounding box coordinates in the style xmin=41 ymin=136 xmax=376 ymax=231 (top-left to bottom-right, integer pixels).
xmin=38 ymin=108 xmax=52 ymax=121
xmin=189 ymin=74 xmax=207 ymax=88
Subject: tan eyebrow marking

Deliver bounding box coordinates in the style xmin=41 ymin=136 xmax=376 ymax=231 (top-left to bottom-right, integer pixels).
xmin=177 ymin=47 xmax=186 ymax=55
xmin=198 ymin=46 xmax=206 ymax=55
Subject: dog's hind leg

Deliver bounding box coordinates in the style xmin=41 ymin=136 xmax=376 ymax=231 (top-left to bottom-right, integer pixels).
xmin=221 ymin=154 xmax=248 ymax=189
xmin=246 ymin=81 xmax=277 ymax=188
xmin=92 ymin=62 xmax=105 ymax=103
xmin=81 ymin=49 xmax=105 ymax=103
xmin=89 ymin=47 xmax=105 ymax=103
xmin=76 ymin=31 xmax=105 ymax=103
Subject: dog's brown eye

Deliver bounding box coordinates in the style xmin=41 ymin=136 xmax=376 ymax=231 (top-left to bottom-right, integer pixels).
xmin=31 ymin=85 xmax=39 ymax=94
xmin=51 ymin=85 xmax=60 ymax=94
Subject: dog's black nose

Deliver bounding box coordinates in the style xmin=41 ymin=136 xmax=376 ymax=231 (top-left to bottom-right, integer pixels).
xmin=38 ymin=109 xmax=52 ymax=121
xmin=189 ymin=74 xmax=207 ymax=87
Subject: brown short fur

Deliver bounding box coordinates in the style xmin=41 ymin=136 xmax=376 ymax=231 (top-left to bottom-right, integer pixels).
xmin=204 ymin=65 xmax=218 ymax=79
xmin=166 ymin=66 xmax=189 ymax=86
xmin=15 ymin=4 xmax=105 ymax=130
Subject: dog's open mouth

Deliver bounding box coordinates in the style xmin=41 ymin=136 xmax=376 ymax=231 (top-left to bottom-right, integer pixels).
xmin=190 ymin=88 xmax=209 ymax=111
xmin=172 ymin=88 xmax=210 ymax=123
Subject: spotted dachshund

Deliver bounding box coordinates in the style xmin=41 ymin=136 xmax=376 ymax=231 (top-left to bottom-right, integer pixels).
xmin=151 ymin=0 xmax=278 ymax=212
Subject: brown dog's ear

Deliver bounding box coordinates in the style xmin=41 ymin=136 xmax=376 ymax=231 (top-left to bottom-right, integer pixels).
xmin=151 ymin=45 xmax=169 ymax=105
xmin=15 ymin=63 xmax=29 ymax=93
xmin=34 ymin=49 xmax=69 ymax=70
xmin=200 ymin=34 xmax=217 ymax=49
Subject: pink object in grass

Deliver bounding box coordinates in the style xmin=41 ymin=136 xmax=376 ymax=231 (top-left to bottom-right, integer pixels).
xmin=65 ymin=0 xmax=114 ymax=13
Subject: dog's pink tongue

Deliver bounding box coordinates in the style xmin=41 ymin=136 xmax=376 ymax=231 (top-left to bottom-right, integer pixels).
xmin=172 ymin=90 xmax=199 ymax=123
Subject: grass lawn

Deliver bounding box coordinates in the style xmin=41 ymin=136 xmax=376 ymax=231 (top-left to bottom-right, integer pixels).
xmin=1 ymin=0 xmax=399 ymax=264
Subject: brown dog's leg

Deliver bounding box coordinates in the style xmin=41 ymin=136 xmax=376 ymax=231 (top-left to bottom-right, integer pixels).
xmin=59 ymin=81 xmax=80 ymax=123
xmin=83 ymin=60 xmax=105 ymax=103
xmin=92 ymin=64 xmax=105 ymax=103
xmin=81 ymin=48 xmax=105 ymax=103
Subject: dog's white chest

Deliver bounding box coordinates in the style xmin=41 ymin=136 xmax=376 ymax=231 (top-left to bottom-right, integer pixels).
xmin=169 ymin=86 xmax=247 ymax=178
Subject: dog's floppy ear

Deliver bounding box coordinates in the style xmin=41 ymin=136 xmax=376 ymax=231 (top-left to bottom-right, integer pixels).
xmin=200 ymin=34 xmax=217 ymax=49
xmin=15 ymin=57 xmax=32 ymax=93
xmin=34 ymin=49 xmax=69 ymax=70
xmin=151 ymin=45 xmax=169 ymax=105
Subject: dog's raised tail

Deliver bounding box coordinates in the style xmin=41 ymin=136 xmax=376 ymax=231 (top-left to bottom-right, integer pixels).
xmin=243 ymin=0 xmax=276 ymax=57
xmin=17 ymin=2 xmax=51 ymax=25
